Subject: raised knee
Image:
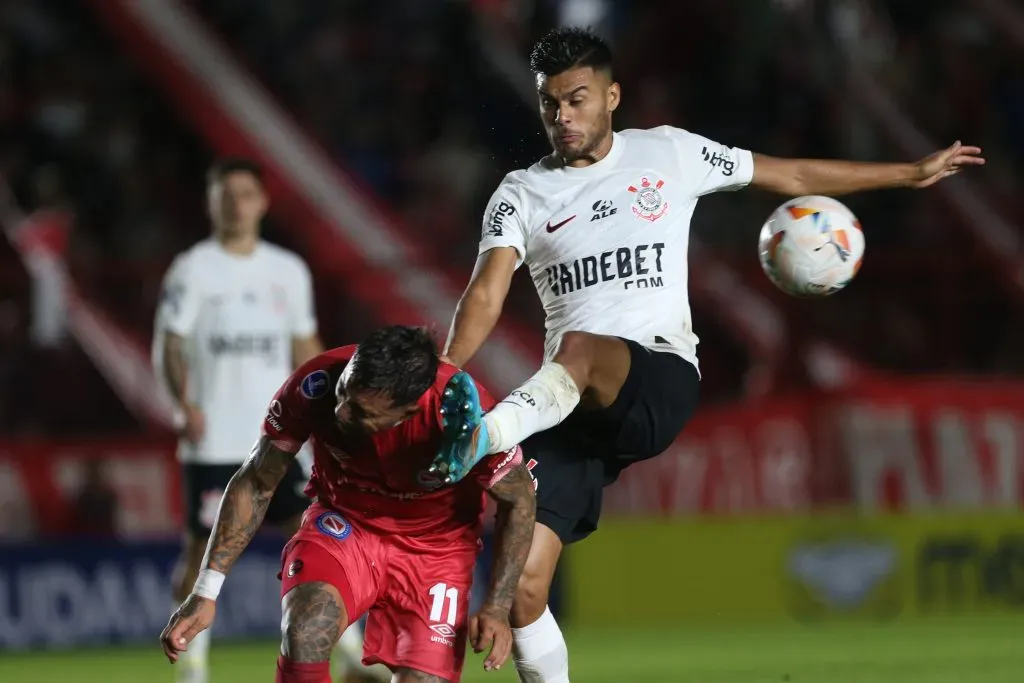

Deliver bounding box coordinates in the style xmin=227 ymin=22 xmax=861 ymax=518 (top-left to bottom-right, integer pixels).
xmin=512 ymin=567 xmax=551 ymax=627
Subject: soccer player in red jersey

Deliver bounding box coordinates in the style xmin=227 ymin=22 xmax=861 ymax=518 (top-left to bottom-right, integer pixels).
xmin=160 ymin=325 xmax=536 ymax=683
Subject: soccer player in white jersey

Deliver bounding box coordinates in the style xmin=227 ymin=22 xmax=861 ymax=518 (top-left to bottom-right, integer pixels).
xmin=153 ymin=158 xmax=385 ymax=683
xmin=432 ymin=28 xmax=984 ymax=683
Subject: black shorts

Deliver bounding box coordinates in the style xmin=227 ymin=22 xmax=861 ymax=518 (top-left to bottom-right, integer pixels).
xmin=523 ymin=338 xmax=699 ymax=545
xmin=182 ymin=460 xmax=311 ymax=536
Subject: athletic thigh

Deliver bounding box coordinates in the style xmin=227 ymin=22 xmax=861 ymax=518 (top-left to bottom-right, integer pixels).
xmin=363 ymin=537 xmax=478 ymax=682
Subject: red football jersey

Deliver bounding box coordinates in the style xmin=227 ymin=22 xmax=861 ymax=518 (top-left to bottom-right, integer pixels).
xmin=262 ymin=346 xmax=522 ymax=543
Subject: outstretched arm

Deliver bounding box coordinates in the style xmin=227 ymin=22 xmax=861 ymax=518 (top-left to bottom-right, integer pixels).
xmin=469 ymin=462 xmax=536 ymax=671
xmin=752 ymin=141 xmax=984 ymax=197
xmin=444 ymin=247 xmax=518 ymax=367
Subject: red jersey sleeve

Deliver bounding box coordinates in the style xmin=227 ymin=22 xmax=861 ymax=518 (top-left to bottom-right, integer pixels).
xmin=262 ymin=352 xmax=344 ymax=453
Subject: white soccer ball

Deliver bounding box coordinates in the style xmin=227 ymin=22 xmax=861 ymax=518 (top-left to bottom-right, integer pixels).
xmin=758 ymin=195 xmax=865 ymax=297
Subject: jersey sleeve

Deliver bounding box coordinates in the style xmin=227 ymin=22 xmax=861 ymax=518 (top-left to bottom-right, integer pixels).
xmin=156 ymin=254 xmax=203 ymax=337
xmin=289 ymin=257 xmax=319 ymax=338
xmin=478 ymin=178 xmax=528 ymax=269
xmin=471 ymin=444 xmax=525 ymax=490
xmin=261 ymin=363 xmax=319 ymax=453
xmin=662 ymin=126 xmax=754 ymax=197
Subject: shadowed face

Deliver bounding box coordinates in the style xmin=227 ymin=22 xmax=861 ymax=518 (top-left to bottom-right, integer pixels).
xmin=207 ymin=171 xmax=267 ymax=237
xmin=333 ymin=355 xmax=421 ymax=434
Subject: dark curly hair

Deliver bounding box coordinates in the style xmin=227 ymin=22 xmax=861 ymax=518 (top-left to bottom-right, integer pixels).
xmin=529 ymin=27 xmax=613 ymax=78
xmin=349 ymin=325 xmax=439 ymax=406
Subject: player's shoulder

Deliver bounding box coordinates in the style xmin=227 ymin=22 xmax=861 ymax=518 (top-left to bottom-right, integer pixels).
xmin=283 ymin=345 xmax=354 ymax=402
xmin=164 ymin=239 xmax=219 ymax=280
xmin=259 ymin=241 xmax=312 ymax=273
xmin=619 ymin=125 xmax=697 ymax=145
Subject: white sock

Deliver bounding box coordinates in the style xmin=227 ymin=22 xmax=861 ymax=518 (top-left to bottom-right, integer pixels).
xmin=175 ymin=621 xmax=210 ymax=683
xmin=512 ymin=606 xmax=570 ymax=683
xmin=484 ymin=363 xmax=580 ymax=453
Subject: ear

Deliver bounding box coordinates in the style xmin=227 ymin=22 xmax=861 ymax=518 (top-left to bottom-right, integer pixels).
xmin=607 ymin=81 xmax=621 ymax=113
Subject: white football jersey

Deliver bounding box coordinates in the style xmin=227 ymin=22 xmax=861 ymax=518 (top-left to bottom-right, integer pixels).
xmin=478 ymin=126 xmax=754 ymax=371
xmin=153 ymin=239 xmax=317 ymax=464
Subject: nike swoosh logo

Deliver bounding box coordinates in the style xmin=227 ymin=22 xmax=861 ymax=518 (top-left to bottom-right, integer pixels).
xmin=546 ymin=215 xmax=576 ymax=233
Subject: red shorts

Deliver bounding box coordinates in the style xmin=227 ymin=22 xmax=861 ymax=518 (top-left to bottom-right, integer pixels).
xmin=279 ymin=503 xmax=478 ymax=682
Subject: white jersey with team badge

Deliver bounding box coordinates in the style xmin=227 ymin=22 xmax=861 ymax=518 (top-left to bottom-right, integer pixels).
xmin=153 ymin=239 xmax=318 ymax=464
xmin=478 ymin=126 xmax=754 ymax=371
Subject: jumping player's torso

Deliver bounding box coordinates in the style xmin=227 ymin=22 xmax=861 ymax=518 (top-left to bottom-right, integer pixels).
xmin=264 ymin=347 xmax=515 ymax=542
xmin=478 ymin=127 xmax=753 ymax=369
xmin=154 ymin=239 xmax=316 ymax=463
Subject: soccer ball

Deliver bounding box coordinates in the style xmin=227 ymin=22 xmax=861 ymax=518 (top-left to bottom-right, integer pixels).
xmin=758 ymin=195 xmax=865 ymax=297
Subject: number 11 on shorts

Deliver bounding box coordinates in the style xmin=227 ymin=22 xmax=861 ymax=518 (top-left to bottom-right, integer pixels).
xmin=428 ymin=582 xmax=458 ymax=626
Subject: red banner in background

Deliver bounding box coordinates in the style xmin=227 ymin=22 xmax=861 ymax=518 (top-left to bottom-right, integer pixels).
xmin=606 ymin=379 xmax=1024 ymax=515
xmin=0 ymin=440 xmax=179 ymax=539
xmin=3 ymin=380 xmax=1023 ymax=538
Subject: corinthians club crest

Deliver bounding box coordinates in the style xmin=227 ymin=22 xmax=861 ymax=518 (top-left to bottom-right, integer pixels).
xmin=628 ymin=176 xmax=669 ymax=222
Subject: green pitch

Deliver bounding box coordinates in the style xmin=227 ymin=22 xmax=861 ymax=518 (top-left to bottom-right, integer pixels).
xmin=2 ymin=618 xmax=1021 ymax=682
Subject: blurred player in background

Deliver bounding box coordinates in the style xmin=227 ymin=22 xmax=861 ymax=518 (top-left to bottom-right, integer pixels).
xmin=435 ymin=27 xmax=985 ymax=682
xmin=154 ymin=158 xmax=382 ymax=683
xmin=160 ymin=325 xmax=537 ymax=683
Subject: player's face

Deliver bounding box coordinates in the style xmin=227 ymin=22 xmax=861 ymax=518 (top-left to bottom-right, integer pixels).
xmin=537 ymin=67 xmax=619 ymax=165
xmin=207 ymin=171 xmax=267 ymax=236
xmin=335 ymin=376 xmax=419 ymax=434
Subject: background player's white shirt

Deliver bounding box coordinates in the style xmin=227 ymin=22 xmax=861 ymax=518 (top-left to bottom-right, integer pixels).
xmin=477 ymin=126 xmax=754 ymax=371
xmin=153 ymin=239 xmax=317 ymax=464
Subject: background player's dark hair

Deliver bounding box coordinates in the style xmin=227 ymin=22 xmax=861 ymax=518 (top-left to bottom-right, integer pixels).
xmin=529 ymin=27 xmax=613 ymax=78
xmin=350 ymin=325 xmax=440 ymax=406
xmin=206 ymin=157 xmax=265 ymax=186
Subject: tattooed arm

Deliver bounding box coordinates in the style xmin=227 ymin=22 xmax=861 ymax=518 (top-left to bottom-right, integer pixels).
xmin=202 ymin=435 xmax=294 ymax=573
xmin=160 ymin=435 xmax=294 ymax=662
xmin=468 ymin=462 xmax=536 ymax=671
xmin=483 ymin=463 xmax=536 ymax=612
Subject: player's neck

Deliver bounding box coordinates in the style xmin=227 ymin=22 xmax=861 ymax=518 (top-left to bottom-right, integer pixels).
xmin=562 ymin=132 xmax=614 ymax=168
xmin=214 ymin=231 xmax=260 ymax=256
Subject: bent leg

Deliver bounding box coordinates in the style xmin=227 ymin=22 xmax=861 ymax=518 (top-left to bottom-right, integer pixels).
xmin=278 ymin=581 xmax=348 ymax=682
xmin=510 ymin=523 xmax=570 ymax=683
xmin=484 ymin=331 xmax=632 ymax=453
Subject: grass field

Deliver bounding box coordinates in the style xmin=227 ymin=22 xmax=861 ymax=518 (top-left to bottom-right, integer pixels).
xmin=2 ymin=618 xmax=1022 ymax=682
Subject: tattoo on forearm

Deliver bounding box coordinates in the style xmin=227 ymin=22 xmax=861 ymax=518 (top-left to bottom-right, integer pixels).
xmin=164 ymin=333 xmax=189 ymax=403
xmin=281 ymin=582 xmax=343 ymax=663
xmin=486 ymin=464 xmax=536 ymax=612
xmin=203 ymin=437 xmax=292 ymax=574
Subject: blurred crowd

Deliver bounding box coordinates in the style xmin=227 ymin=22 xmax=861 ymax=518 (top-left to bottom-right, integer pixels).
xmin=1 ymin=0 xmax=1021 ymax=437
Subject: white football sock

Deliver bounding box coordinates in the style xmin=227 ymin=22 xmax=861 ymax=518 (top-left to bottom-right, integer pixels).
xmin=484 ymin=363 xmax=580 ymax=453
xmin=512 ymin=606 xmax=570 ymax=683
xmin=175 ymin=622 xmax=210 ymax=683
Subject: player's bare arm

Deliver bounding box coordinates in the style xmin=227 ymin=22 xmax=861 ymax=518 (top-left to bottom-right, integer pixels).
xmin=162 ymin=330 xmax=204 ymax=443
xmin=160 ymin=435 xmax=294 ymax=663
xmin=470 ymin=462 xmax=536 ymax=671
xmin=204 ymin=435 xmax=293 ymax=572
xmin=292 ymin=333 xmax=323 ymax=368
xmin=751 ymin=141 xmax=984 ymax=197
xmin=443 ymin=247 xmax=518 ymax=367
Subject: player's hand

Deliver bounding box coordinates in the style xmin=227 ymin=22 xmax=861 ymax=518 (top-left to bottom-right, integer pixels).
xmin=911 ymin=140 xmax=984 ymax=188
xmin=179 ymin=403 xmax=206 ymax=444
xmin=469 ymin=604 xmax=512 ymax=672
xmin=160 ymin=594 xmax=216 ymax=664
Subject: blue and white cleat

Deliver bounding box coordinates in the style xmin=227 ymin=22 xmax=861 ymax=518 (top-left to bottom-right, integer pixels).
xmin=429 ymin=370 xmax=491 ymax=484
